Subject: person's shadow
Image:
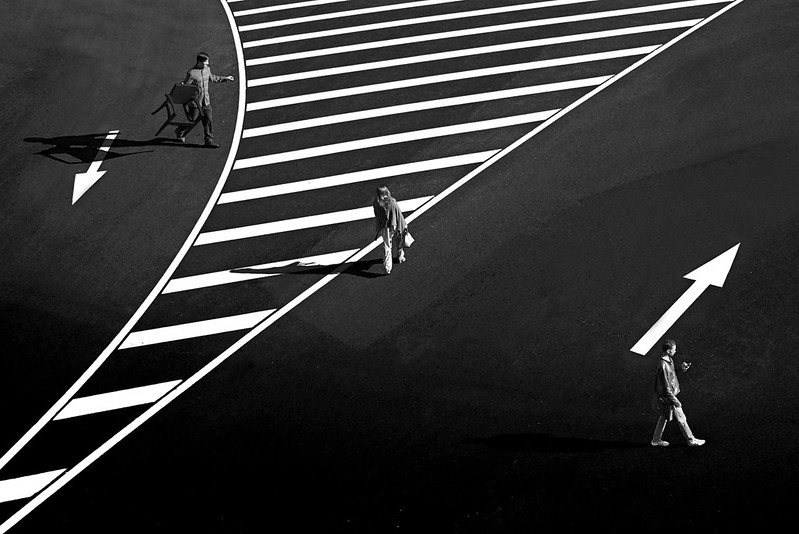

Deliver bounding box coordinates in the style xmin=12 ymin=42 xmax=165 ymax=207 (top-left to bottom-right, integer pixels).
xmin=24 ymin=132 xmax=206 ymax=165
xmin=466 ymin=433 xmax=646 ymax=453
xmin=232 ymin=258 xmax=387 ymax=279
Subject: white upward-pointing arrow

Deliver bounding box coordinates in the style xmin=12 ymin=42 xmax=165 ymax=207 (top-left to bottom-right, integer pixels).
xmin=630 ymin=243 xmax=741 ymax=355
xmin=72 ymin=129 xmax=119 ymax=205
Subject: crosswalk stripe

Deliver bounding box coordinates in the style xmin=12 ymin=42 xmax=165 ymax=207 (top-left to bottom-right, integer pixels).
xmin=119 ymin=310 xmax=276 ymax=349
xmin=196 ymin=197 xmax=432 ymax=246
xmin=236 ymin=0 xmax=466 ymax=24
xmin=54 ymin=381 xmax=183 ymax=420
xmin=245 ymin=18 xmax=698 ymax=74
xmin=240 ymin=0 xmax=595 ymax=34
xmin=245 ymin=76 xmax=609 ymax=138
xmin=230 ymin=0 xmax=347 ymax=11
xmin=235 ymin=110 xmax=558 ymax=169
xmin=163 ymin=249 xmax=362 ymax=293
xmin=242 ymin=0 xmax=730 ymax=52
xmin=221 ymin=151 xmax=498 ymax=203
xmin=246 ymin=46 xmax=657 ymax=108
xmin=241 ymin=0 xmax=595 ymax=41
xmin=0 ymin=470 xmax=66 ymax=504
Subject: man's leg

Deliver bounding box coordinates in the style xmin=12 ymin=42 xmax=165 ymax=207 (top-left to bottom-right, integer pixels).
xmin=652 ymin=416 xmax=669 ymax=446
xmin=202 ymin=105 xmax=217 ymax=147
xmin=674 ymin=406 xmax=705 ymax=446
xmin=381 ymin=227 xmax=392 ymax=274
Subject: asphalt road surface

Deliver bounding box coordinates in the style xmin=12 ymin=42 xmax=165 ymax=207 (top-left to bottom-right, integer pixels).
xmin=1 ymin=0 xmax=798 ymax=532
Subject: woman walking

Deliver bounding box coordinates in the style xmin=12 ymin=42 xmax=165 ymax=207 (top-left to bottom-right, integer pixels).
xmin=373 ymin=185 xmax=407 ymax=275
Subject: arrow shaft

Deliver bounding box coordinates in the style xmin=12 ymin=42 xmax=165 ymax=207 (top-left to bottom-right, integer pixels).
xmin=86 ymin=130 xmax=119 ymax=172
xmin=630 ymin=280 xmax=709 ymax=355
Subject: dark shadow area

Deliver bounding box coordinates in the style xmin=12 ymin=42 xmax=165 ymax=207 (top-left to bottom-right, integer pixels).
xmin=233 ymin=258 xmax=387 ymax=279
xmin=24 ymin=133 xmax=207 ymax=165
xmin=466 ymin=433 xmax=647 ymax=453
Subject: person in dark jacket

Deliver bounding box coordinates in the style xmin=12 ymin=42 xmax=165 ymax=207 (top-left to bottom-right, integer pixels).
xmin=176 ymin=52 xmax=234 ymax=148
xmin=651 ymin=339 xmax=705 ymax=447
xmin=373 ymin=185 xmax=407 ymax=275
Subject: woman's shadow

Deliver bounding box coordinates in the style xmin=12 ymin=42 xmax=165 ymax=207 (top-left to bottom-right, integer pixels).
xmin=233 ymin=258 xmax=387 ymax=279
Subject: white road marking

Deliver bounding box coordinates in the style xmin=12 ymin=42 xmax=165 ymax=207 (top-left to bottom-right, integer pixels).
xmin=196 ymin=196 xmax=432 ymax=245
xmin=236 ymin=0 xmax=465 ymax=24
xmin=240 ymin=0 xmax=592 ymax=40
xmin=245 ymin=19 xmax=698 ymax=72
xmin=0 ymin=470 xmax=65 ymax=504
xmin=242 ymin=0 xmax=730 ymax=51
xmin=72 ymin=129 xmax=119 ymax=205
xmin=235 ymin=110 xmax=558 ymax=169
xmin=163 ymin=249 xmax=362 ymax=293
xmin=54 ymin=381 xmax=183 ymax=420
xmin=245 ymin=76 xmax=609 ymax=138
xmin=230 ymin=0 xmax=348 ymax=12
xmin=220 ymin=151 xmax=498 ymax=203
xmin=119 ymin=310 xmax=276 ymax=349
xmin=246 ymin=46 xmax=658 ymax=108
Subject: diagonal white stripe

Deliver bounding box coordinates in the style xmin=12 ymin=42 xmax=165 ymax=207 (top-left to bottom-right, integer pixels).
xmin=196 ymin=197 xmax=432 ymax=246
xmin=245 ymin=76 xmax=609 ymax=138
xmin=245 ymin=18 xmax=698 ymax=75
xmin=235 ymin=110 xmax=559 ymax=169
xmin=231 ymin=0 xmax=347 ymax=10
xmin=221 ymin=151 xmax=498 ymax=203
xmin=120 ymin=310 xmax=276 ymax=349
xmin=246 ymin=46 xmax=657 ymax=109
xmin=242 ymin=0 xmax=730 ymax=52
xmin=0 ymin=470 xmax=66 ymax=504
xmin=236 ymin=0 xmax=465 ymax=24
xmin=163 ymin=249 xmax=362 ymax=293
xmin=54 ymin=381 xmax=183 ymax=420
xmin=240 ymin=0 xmax=596 ymax=34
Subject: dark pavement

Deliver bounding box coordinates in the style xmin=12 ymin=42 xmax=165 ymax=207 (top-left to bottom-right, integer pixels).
xmin=1 ymin=0 xmax=798 ymax=532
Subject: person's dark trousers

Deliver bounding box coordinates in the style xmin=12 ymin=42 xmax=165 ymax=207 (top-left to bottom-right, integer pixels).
xmin=180 ymin=105 xmax=214 ymax=144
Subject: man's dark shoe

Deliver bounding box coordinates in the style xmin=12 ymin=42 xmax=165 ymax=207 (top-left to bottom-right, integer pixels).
xmin=205 ymin=141 xmax=219 ymax=149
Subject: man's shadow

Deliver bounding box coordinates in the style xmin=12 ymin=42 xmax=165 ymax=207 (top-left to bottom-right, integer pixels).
xmin=466 ymin=433 xmax=646 ymax=453
xmin=233 ymin=258 xmax=386 ymax=279
xmin=24 ymin=132 xmax=206 ymax=165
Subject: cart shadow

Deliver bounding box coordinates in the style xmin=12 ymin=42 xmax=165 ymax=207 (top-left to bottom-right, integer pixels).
xmin=24 ymin=133 xmax=207 ymax=165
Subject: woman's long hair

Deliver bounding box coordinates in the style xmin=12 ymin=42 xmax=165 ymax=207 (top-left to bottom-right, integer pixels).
xmin=375 ymin=185 xmax=393 ymax=207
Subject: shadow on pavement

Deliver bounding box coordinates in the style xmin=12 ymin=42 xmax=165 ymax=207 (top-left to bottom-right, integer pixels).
xmin=233 ymin=258 xmax=388 ymax=279
xmin=24 ymin=133 xmax=208 ymax=164
xmin=466 ymin=433 xmax=646 ymax=453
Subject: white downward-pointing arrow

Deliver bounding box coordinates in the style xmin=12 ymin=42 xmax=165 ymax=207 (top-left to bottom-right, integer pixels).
xmin=72 ymin=129 xmax=119 ymax=205
xmin=630 ymin=243 xmax=740 ymax=355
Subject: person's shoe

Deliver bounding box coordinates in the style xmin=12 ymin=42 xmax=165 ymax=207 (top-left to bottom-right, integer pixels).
xmin=398 ymin=252 xmax=406 ymax=263
xmin=205 ymin=141 xmax=220 ymax=149
xmin=651 ymin=440 xmax=669 ymax=447
xmin=175 ymin=128 xmax=185 ymax=143
xmin=688 ymin=438 xmax=706 ymax=447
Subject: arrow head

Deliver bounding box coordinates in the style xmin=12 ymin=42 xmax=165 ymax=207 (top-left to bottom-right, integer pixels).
xmin=72 ymin=170 xmax=106 ymax=205
xmin=684 ymin=243 xmax=740 ymax=288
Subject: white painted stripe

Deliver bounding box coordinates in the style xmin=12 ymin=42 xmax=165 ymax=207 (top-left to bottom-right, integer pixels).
xmin=235 ymin=110 xmax=558 ymax=169
xmin=236 ymin=0 xmax=464 ymax=23
xmin=246 ymin=46 xmax=657 ymax=107
xmin=0 ymin=470 xmax=65 ymax=504
xmin=53 ymin=381 xmax=183 ymax=420
xmin=119 ymin=310 xmax=275 ymax=349
xmin=245 ymin=18 xmax=697 ymax=74
xmin=245 ymin=76 xmax=609 ymax=138
xmin=240 ymin=0 xmax=595 ymax=34
xmin=242 ymin=0 xmax=730 ymax=51
xmin=163 ymin=249 xmax=361 ymax=293
xmin=0 ymin=4 xmax=748 ymax=533
xmin=221 ymin=151 xmax=497 ymax=202
xmin=196 ymin=197 xmax=431 ymax=245
xmin=241 ymin=0 xmax=595 ymax=38
xmin=231 ymin=0 xmax=347 ymax=10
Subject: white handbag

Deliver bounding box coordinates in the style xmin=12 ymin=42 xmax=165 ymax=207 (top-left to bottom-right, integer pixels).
xmin=403 ymin=230 xmax=415 ymax=247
